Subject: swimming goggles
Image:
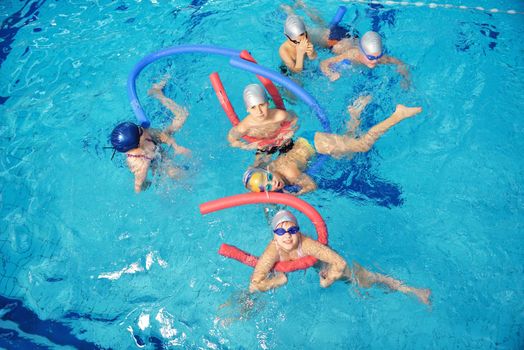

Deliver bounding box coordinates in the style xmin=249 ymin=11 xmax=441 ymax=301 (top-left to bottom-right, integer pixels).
xmin=359 ymin=41 xmax=383 ymax=61
xmin=263 ymin=171 xmax=273 ymax=192
xmin=273 ymin=226 xmax=300 ymax=236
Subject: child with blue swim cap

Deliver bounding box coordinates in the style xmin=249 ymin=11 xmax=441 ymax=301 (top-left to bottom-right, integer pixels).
xmin=320 ymin=31 xmax=411 ymax=87
xmin=110 ymin=77 xmax=191 ymax=193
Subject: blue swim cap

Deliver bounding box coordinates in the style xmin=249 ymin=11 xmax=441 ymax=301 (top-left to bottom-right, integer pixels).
xmin=110 ymin=122 xmax=141 ymax=152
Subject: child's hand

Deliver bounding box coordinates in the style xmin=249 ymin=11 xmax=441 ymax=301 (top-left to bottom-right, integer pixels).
xmin=175 ymin=146 xmax=191 ymax=157
xmin=275 ymin=272 xmax=288 ymax=285
xmin=319 ymin=270 xmax=335 ymax=288
xmin=400 ymin=78 xmax=411 ymax=90
xmin=297 ymin=39 xmax=308 ymax=55
xmin=328 ymin=72 xmax=341 ymax=82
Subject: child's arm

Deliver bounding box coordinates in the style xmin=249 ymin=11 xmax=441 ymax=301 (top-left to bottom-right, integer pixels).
xmin=381 ymin=55 xmax=411 ymax=86
xmin=320 ymin=53 xmax=350 ymax=81
xmin=227 ymin=125 xmax=260 ymax=150
xmin=154 ymin=130 xmax=191 ymax=156
xmin=279 ymin=43 xmax=307 ymax=73
xmin=291 ymin=173 xmax=317 ymax=196
xmin=130 ymin=162 xmax=149 ymax=193
xmin=249 ymin=242 xmax=287 ymax=292
xmin=302 ymin=237 xmax=348 ymax=287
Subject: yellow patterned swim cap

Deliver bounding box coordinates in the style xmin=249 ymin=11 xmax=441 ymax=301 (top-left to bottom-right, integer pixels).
xmin=242 ymin=168 xmax=270 ymax=192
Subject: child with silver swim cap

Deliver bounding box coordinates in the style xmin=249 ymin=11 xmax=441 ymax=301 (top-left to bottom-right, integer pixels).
xmin=279 ymin=14 xmax=317 ymax=74
xmin=279 ymin=1 xmax=358 ymax=74
xmin=320 ymin=30 xmax=411 ymax=87
xmin=109 ymin=77 xmax=191 ymax=193
xmin=242 ymin=96 xmax=423 ymax=196
xmin=249 ymin=210 xmax=431 ymax=305
xmin=227 ymin=83 xmax=298 ymax=167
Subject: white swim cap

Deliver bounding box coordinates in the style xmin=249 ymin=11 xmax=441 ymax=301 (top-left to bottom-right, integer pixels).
xmin=360 ymin=31 xmax=383 ymax=55
xmin=243 ymin=84 xmax=267 ymax=109
xmin=271 ymin=210 xmax=298 ymax=230
xmin=284 ymin=15 xmax=306 ymax=40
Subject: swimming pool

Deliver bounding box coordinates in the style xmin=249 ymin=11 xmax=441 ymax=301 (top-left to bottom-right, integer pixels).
xmin=1 ymin=0 xmax=523 ymax=348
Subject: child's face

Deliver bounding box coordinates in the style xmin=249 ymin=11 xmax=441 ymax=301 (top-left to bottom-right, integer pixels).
xmin=265 ymin=171 xmax=285 ymax=192
xmin=289 ymin=32 xmax=308 ymax=45
xmin=274 ymin=221 xmax=300 ymax=252
xmin=248 ymin=102 xmax=269 ymax=119
xmin=363 ymin=54 xmax=379 ymax=68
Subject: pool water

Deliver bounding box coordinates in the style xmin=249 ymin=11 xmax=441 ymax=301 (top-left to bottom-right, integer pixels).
xmin=1 ymin=0 xmax=523 ymax=349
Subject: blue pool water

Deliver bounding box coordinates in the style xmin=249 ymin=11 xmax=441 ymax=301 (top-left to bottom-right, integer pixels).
xmin=1 ymin=0 xmax=523 ymax=348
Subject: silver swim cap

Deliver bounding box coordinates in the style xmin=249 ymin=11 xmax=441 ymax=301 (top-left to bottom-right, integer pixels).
xmin=360 ymin=31 xmax=383 ymax=56
xmin=271 ymin=210 xmax=298 ymax=230
xmin=284 ymin=15 xmax=306 ymax=41
xmin=243 ymin=84 xmax=267 ymax=109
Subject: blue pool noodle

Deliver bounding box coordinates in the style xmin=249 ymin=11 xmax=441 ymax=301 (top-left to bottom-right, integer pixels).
xmin=229 ymin=57 xmax=330 ymax=175
xmin=329 ymin=6 xmax=347 ymax=29
xmin=229 ymin=58 xmax=331 ymax=132
xmin=127 ymin=45 xmax=242 ymax=128
xmin=127 ymin=44 xmax=331 ymax=174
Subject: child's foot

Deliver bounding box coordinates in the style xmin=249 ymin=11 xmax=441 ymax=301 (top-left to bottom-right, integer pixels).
xmin=294 ymin=0 xmax=306 ymax=9
xmin=394 ymin=104 xmax=423 ymax=120
xmin=147 ymin=75 xmax=170 ymax=96
xmin=280 ymin=4 xmax=293 ymax=14
xmin=412 ymin=288 xmax=432 ymax=305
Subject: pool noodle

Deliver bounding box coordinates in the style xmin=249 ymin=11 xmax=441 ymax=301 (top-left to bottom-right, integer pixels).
xmin=329 ymin=6 xmax=347 ymax=29
xmin=200 ymin=192 xmax=328 ymax=272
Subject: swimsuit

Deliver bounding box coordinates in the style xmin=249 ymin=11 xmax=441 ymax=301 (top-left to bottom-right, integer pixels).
xmin=126 ymin=138 xmax=160 ymax=162
xmin=275 ymin=237 xmax=304 ymax=262
xmin=256 ymin=138 xmax=295 ymax=156
xmin=279 ymin=64 xmax=292 ymax=77
xmin=327 ymin=25 xmax=359 ymax=49
xmin=127 ymin=153 xmax=155 ymax=161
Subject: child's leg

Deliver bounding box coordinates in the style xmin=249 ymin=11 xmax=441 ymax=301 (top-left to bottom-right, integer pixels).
xmin=346 ymin=95 xmax=372 ymax=136
xmin=314 ymin=104 xmax=422 ymax=157
xmin=295 ymin=0 xmax=326 ymax=27
xmin=148 ymin=78 xmax=188 ymax=135
xmin=352 ymin=262 xmax=431 ymax=305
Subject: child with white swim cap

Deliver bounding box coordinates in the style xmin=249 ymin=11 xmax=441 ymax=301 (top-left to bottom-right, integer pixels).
xmin=242 ymin=97 xmax=423 ymax=196
xmin=279 ymin=1 xmax=359 ymax=74
xmin=320 ymin=30 xmax=411 ymax=87
xmin=279 ymin=14 xmax=318 ymax=74
xmin=227 ymin=83 xmax=298 ymax=167
xmin=249 ymin=210 xmax=431 ymax=305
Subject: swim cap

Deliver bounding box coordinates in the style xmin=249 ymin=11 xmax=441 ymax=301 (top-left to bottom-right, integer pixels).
xmin=243 ymin=84 xmax=268 ymax=110
xmin=110 ymin=122 xmax=141 ymax=152
xmin=360 ymin=31 xmax=383 ymax=56
xmin=284 ymin=15 xmax=306 ymax=41
xmin=243 ymin=167 xmax=269 ymax=192
xmin=271 ymin=210 xmax=298 ymax=230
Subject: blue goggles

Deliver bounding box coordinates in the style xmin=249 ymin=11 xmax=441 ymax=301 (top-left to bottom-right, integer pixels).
xmin=273 ymin=226 xmax=300 ymax=236
xmin=359 ymin=41 xmax=383 ymax=61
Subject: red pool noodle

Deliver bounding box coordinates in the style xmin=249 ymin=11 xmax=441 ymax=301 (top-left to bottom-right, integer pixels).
xmin=209 ymin=51 xmax=288 ymax=148
xmin=239 ymin=50 xmax=286 ymax=111
xmin=200 ymin=192 xmax=328 ymax=272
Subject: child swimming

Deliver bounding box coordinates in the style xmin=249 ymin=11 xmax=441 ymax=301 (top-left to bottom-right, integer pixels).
xmin=249 ymin=210 xmax=431 ymax=305
xmin=110 ymin=78 xmax=190 ymax=193
xmin=243 ymin=94 xmax=422 ymax=195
